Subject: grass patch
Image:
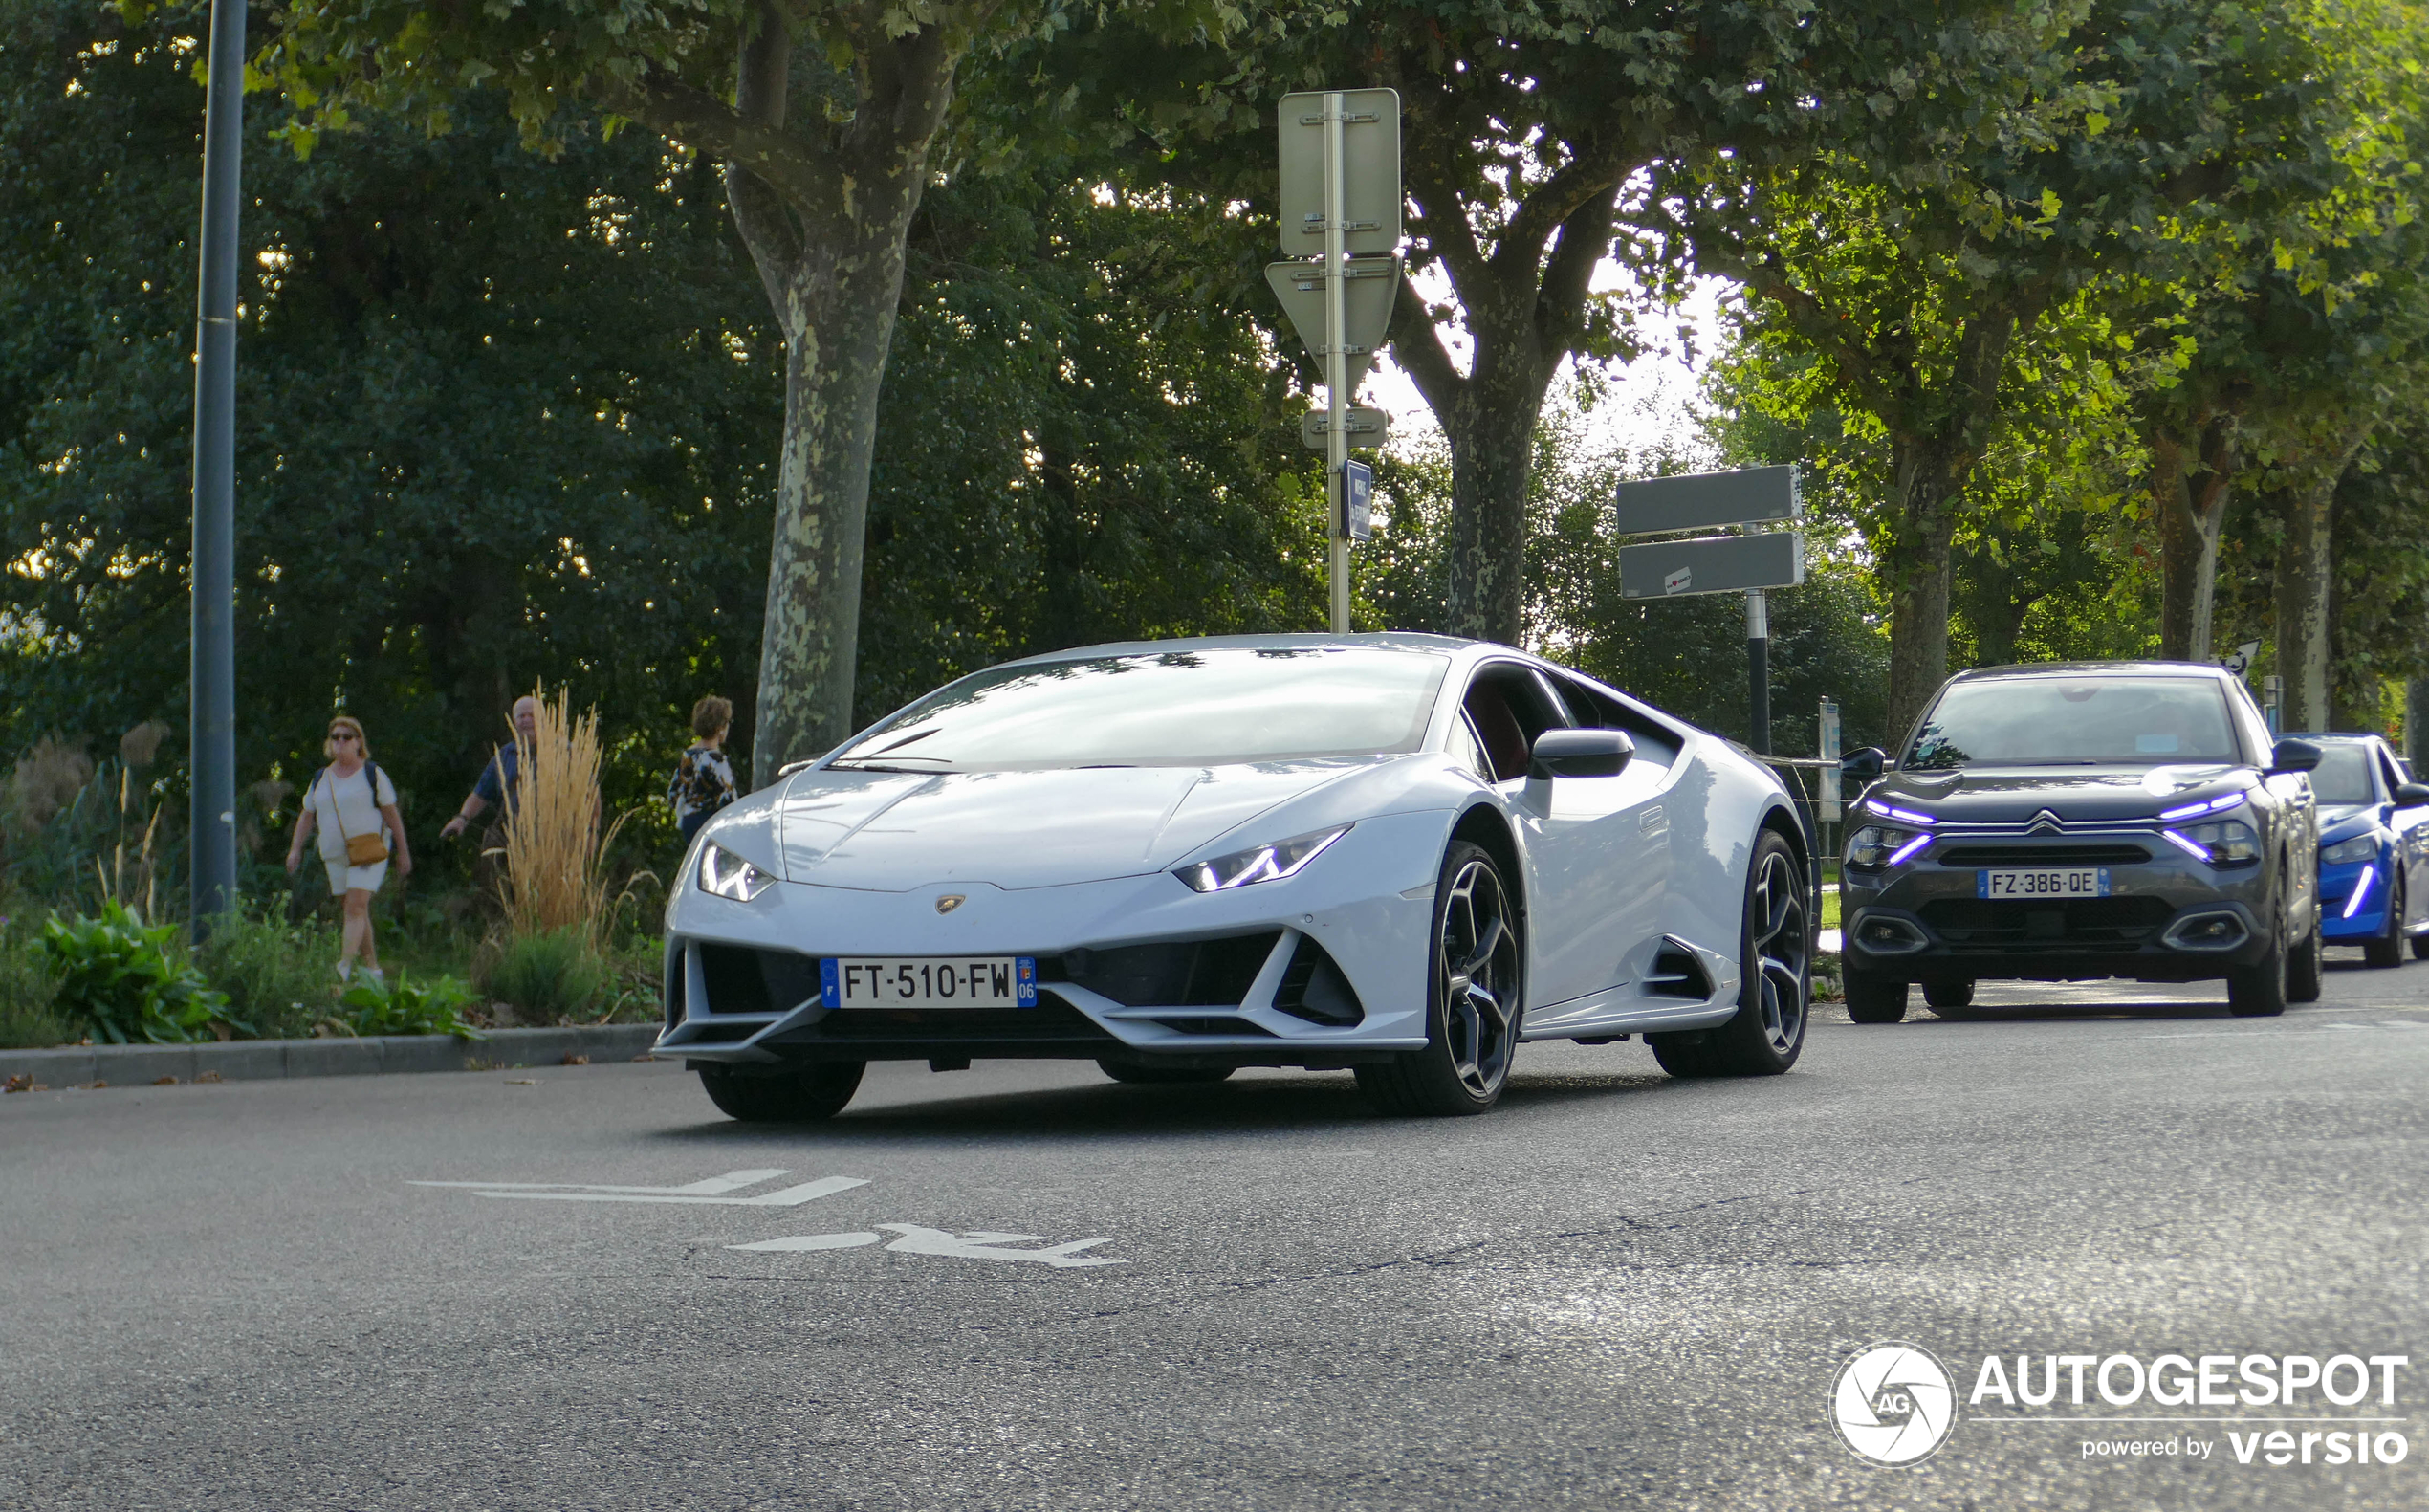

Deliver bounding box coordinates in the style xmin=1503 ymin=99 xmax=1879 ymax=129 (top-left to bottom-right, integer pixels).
xmin=196 ymin=906 xmax=340 ymax=1041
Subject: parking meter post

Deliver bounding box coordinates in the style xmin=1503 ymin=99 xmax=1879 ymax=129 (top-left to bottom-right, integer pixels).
xmin=1324 ymin=91 xmax=1351 ymax=635
xmin=1746 ymin=589 xmax=1770 ymax=755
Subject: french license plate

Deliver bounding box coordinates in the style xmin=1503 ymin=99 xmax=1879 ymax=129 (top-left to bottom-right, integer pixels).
xmin=820 ymin=956 xmax=1038 ymax=1010
xmin=1977 ymin=868 xmax=2111 ymax=899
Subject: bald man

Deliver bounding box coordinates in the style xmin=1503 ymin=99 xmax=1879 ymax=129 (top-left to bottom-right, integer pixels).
xmin=439 ymin=695 xmax=538 ymax=841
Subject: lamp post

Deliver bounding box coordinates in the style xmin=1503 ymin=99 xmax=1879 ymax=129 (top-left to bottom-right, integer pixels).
xmin=188 ymin=0 xmax=245 ymax=933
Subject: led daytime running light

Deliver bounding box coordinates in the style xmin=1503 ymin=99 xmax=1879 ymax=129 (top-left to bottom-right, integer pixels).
xmin=1877 ymin=805 xmax=1937 ymax=826
xmin=2344 ymin=866 xmax=2377 ymax=919
xmin=1886 ymin=833 xmax=1933 ymax=866
xmin=698 ymin=844 xmax=777 ymax=902
xmin=2160 ymin=829 xmax=2210 ymax=862
xmin=1176 ymin=824 xmax=1351 ymax=893
xmin=2159 ymin=792 xmax=2244 ymax=822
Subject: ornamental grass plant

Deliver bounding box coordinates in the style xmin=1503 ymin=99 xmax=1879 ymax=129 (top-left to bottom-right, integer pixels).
xmin=494 ymin=687 xmax=624 ymax=946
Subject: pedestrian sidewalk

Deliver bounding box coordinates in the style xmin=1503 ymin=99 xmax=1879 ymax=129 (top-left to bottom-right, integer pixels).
xmin=1 ymin=1024 xmax=661 ymax=1091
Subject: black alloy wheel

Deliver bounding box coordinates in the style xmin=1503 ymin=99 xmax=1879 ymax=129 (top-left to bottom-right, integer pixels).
xmin=697 ymin=1061 xmax=866 ymax=1122
xmin=2365 ymin=872 xmax=2405 ymax=969
xmin=1652 ymin=831 xmax=1809 ymax=1077
xmin=1356 ymin=841 xmax=1522 ymax=1116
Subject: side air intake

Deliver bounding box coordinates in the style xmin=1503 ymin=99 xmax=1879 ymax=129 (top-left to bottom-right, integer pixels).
xmin=1645 ymin=939 xmax=1713 ymax=1000
xmin=1272 ymin=935 xmax=1366 ymax=1026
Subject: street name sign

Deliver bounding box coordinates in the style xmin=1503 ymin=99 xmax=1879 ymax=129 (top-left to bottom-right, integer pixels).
xmin=1277 ymin=89 xmax=1402 ymax=256
xmin=1614 ymin=464 xmax=1801 ymax=534
xmin=1619 ymin=531 xmax=1806 ymax=600
xmin=1342 ymin=459 xmax=1374 ymax=540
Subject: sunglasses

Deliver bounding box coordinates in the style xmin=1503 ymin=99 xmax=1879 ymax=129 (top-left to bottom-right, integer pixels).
xmin=329 ymin=731 xmax=359 ymax=742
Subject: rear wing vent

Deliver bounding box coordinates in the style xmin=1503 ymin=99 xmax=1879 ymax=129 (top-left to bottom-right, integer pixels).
xmin=1646 ymin=939 xmax=1713 ymax=1000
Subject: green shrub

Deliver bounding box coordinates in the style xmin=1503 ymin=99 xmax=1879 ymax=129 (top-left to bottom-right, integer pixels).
xmin=38 ymin=901 xmax=238 ymax=1044
xmin=483 ymin=927 xmax=609 ymax=1022
xmin=339 ymin=971 xmax=484 ymax=1039
xmin=195 ymin=907 xmax=338 ymax=1041
xmin=0 ymin=934 xmax=69 ymax=1048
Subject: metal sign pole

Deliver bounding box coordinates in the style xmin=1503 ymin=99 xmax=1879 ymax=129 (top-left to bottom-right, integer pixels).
xmin=1324 ymin=91 xmax=1350 ymax=635
xmin=1746 ymin=588 xmax=1770 ymax=755
xmin=189 ymin=0 xmax=245 ymax=935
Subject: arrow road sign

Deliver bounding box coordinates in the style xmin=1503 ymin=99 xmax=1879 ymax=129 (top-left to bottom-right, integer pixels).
xmin=1266 ymin=255 xmax=1402 ymax=396
xmin=1614 ymin=464 xmax=1801 ymax=535
xmin=1277 ymin=89 xmax=1401 ymax=257
xmin=1302 ymin=406 xmax=1390 ymax=449
xmin=1619 ymin=532 xmax=1805 ymax=599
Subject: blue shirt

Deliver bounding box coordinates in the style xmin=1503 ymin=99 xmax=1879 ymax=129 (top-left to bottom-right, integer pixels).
xmin=472 ymin=744 xmax=521 ymax=810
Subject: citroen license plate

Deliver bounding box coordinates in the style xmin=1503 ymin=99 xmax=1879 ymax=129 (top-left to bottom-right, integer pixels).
xmin=821 ymin=956 xmax=1038 ymax=1009
xmin=1977 ymin=868 xmax=2110 ymax=899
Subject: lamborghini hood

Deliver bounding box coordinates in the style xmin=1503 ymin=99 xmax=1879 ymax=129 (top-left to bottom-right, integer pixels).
xmin=769 ymin=759 xmax=1385 ymax=891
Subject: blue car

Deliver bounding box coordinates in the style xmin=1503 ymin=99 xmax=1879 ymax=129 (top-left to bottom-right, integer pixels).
xmin=2287 ymin=733 xmax=2429 ymax=966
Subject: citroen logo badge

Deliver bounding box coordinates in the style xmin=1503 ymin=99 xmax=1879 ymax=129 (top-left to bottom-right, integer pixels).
xmin=935 ymin=894 xmax=965 ymax=915
xmin=2027 ymin=809 xmax=2064 ymax=835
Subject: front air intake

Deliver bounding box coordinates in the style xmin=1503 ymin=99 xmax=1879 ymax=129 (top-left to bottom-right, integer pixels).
xmin=1646 ymin=939 xmax=1713 ymax=999
xmin=1272 ymin=935 xmax=1366 ymax=1026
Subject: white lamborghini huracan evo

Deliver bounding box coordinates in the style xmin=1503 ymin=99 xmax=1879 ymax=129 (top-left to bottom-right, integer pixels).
xmin=660 ymin=634 xmax=1814 ymax=1118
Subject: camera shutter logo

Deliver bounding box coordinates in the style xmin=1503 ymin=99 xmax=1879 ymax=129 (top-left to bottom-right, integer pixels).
xmin=1831 ymin=1342 xmax=1957 ymax=1467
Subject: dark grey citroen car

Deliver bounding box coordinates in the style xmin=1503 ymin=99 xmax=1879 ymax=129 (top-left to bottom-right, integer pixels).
xmin=1838 ymin=662 xmax=2322 ymax=1020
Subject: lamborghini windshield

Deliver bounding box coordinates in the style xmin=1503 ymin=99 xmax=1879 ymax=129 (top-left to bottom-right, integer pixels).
xmin=830 ymin=646 xmax=1451 ymax=772
xmin=1906 ymin=677 xmax=2240 ymax=770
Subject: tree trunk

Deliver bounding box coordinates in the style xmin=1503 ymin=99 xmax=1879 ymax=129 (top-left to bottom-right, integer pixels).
xmin=1881 ymin=431 xmax=1968 ymax=748
xmin=1438 ymin=379 xmax=1543 ymax=644
xmin=2409 ymin=677 xmax=2429 ymax=770
xmin=2276 ymin=473 xmax=2334 ymax=734
xmin=2155 ymin=417 xmax=2236 ymax=663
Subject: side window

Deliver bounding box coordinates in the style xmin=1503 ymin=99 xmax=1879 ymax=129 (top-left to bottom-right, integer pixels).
xmin=2377 ymin=746 xmax=2405 ymax=801
xmin=1461 ymin=663 xmax=1568 ymax=782
xmin=1446 ymin=712 xmax=1493 ymax=781
xmin=2225 ymin=680 xmax=2274 ymax=764
xmin=1549 ymin=669 xmax=1683 ymax=771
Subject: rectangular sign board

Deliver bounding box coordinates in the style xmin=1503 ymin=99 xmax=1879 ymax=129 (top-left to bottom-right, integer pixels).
xmin=1341 ymin=459 xmax=1374 ymax=540
xmin=1277 ymin=89 xmax=1402 ymax=258
xmin=1619 ymin=531 xmax=1805 ymax=600
xmin=1302 ymin=406 xmax=1390 ymax=449
xmin=1614 ymin=464 xmax=1801 ymax=535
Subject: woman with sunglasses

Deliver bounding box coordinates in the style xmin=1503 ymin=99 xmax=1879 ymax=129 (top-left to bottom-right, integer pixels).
xmin=285 ymin=715 xmax=414 ymax=981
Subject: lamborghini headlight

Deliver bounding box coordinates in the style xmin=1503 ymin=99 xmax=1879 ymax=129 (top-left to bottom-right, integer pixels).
xmin=698 ymin=843 xmax=777 ymax=902
xmin=1174 ymin=824 xmax=1351 ymax=892
xmin=2323 ymin=832 xmax=2380 ymax=866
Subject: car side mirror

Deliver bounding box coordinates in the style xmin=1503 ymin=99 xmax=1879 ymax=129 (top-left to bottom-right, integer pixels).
xmin=1528 ymin=728 xmax=1634 ymax=780
xmin=2268 ymin=738 xmax=2323 ymax=775
xmin=2396 ymin=782 xmax=2429 ymax=807
xmin=1841 ymin=747 xmax=1887 ymax=783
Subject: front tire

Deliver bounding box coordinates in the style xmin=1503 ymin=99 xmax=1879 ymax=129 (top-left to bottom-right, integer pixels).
xmin=2364 ymin=873 xmax=2404 ymax=969
xmin=1356 ymin=841 xmax=1521 ymax=1116
xmin=697 ymin=1062 xmax=865 ymax=1122
xmin=2288 ymin=910 xmax=2323 ymax=1002
xmin=2227 ymin=892 xmax=2289 ymax=1018
xmin=1649 ymin=831 xmax=1809 ymax=1077
xmin=1843 ymin=965 xmax=1909 ymax=1024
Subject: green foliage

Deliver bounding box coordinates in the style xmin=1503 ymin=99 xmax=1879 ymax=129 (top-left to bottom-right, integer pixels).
xmin=37 ymin=901 xmax=236 ymax=1044
xmin=0 ymin=921 xmax=67 ymax=1048
xmin=482 ymin=927 xmax=610 ymax=1023
xmin=338 ymin=971 xmax=483 ymax=1039
xmin=193 ymin=907 xmax=339 ymax=1042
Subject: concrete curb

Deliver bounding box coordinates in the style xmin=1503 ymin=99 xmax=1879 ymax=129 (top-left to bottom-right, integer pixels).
xmin=0 ymin=1024 xmax=663 ymax=1089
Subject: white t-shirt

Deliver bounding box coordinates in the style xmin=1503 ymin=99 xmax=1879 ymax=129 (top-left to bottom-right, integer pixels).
xmin=309 ymin=763 xmax=397 ymax=861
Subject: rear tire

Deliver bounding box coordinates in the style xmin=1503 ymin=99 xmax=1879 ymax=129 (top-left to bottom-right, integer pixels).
xmin=2364 ymin=874 xmax=2403 ymax=969
xmin=697 ymin=1062 xmax=865 ymax=1122
xmin=1356 ymin=841 xmax=1521 ymax=1116
xmin=2227 ymin=893 xmax=2289 ymax=1019
xmin=1649 ymin=831 xmax=1809 ymax=1078
xmin=1097 ymin=1060 xmax=1234 ymax=1085
xmin=1843 ymin=965 xmax=1909 ymax=1024
xmin=2412 ymin=931 xmax=2429 ymax=961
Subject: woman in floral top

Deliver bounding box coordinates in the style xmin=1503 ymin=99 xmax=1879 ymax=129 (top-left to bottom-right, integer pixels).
xmin=669 ymin=695 xmax=738 ymax=848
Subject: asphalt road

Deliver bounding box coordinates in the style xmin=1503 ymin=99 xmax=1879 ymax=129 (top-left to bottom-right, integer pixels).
xmin=5 ymin=951 xmax=2425 ymax=1511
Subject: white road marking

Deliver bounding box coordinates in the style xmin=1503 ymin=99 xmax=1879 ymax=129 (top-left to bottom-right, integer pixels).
xmin=729 ymin=1223 xmax=1127 ymax=1268
xmin=410 ymin=1171 xmax=868 ymax=1207
xmin=731 ymin=1231 xmax=883 ymax=1252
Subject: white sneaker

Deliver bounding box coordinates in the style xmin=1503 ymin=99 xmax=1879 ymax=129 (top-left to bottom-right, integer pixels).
xmin=361 ymin=967 xmax=385 ymax=986
xmin=336 ymin=960 xmax=353 ymax=982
